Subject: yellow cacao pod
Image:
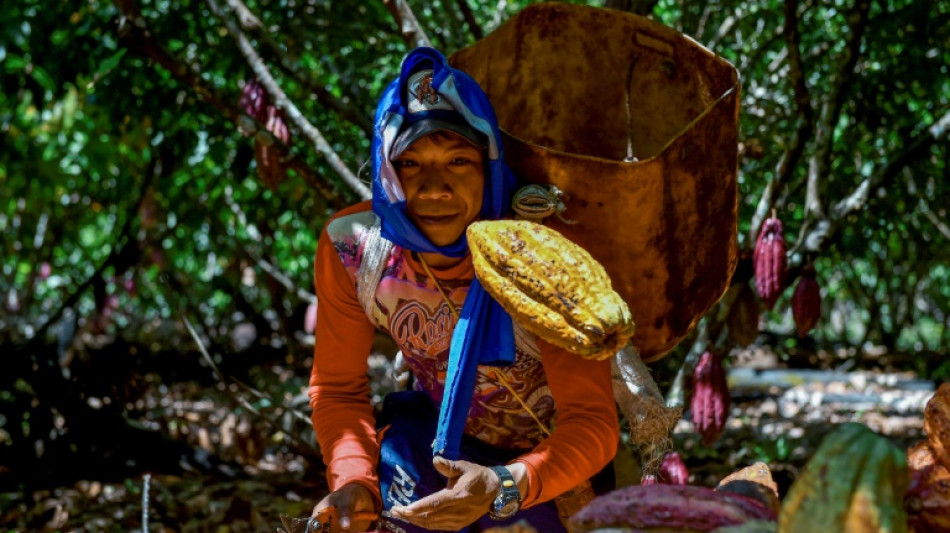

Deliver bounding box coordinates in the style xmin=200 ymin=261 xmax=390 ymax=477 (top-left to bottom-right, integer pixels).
xmin=467 ymin=220 xmax=635 ymax=360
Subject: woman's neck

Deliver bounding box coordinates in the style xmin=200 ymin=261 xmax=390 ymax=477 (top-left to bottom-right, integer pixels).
xmin=418 ymin=251 xmax=465 ymax=269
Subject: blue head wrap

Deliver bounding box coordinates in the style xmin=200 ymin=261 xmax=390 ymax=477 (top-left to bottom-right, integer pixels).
xmin=371 ymin=48 xmax=517 ymax=460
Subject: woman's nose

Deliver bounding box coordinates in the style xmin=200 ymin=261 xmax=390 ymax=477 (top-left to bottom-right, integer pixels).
xmin=416 ymin=168 xmax=453 ymax=200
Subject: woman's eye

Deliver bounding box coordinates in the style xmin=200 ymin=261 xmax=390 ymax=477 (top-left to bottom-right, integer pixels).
xmin=394 ymin=159 xmax=417 ymax=169
xmin=450 ymin=157 xmax=471 ymax=166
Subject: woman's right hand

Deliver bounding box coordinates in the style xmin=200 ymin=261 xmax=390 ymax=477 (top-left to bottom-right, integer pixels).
xmin=312 ymin=483 xmax=378 ymax=532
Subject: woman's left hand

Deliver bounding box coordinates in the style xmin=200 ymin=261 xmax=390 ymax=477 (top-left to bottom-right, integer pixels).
xmin=389 ymin=457 xmax=500 ymax=530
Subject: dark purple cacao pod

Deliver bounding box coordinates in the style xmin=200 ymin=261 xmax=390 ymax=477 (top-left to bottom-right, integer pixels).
xmin=691 ymin=350 xmax=731 ymax=446
xmin=792 ymin=264 xmax=821 ymax=337
xmin=753 ymin=217 xmax=787 ymax=310
xmin=658 ymin=451 xmax=689 ymax=485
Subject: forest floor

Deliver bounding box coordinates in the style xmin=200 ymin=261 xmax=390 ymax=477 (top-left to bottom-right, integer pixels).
xmin=0 ymin=344 xmax=937 ymax=533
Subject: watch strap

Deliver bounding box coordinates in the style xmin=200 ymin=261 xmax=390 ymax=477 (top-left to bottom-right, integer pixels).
xmin=489 ymin=466 xmax=521 ymax=520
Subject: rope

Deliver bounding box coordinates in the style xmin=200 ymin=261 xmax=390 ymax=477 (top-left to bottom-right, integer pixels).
xmin=492 ymin=369 xmax=551 ymax=438
xmin=417 ymin=254 xmax=459 ymax=320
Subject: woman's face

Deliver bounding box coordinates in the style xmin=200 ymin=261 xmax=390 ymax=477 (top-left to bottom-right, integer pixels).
xmin=392 ymin=132 xmax=485 ymax=247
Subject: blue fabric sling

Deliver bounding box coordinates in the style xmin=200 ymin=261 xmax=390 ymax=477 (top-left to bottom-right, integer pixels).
xmin=370 ymin=47 xmax=518 ymax=460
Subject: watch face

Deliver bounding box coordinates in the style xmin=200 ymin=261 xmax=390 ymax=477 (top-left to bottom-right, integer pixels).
xmin=492 ymin=495 xmax=520 ymax=519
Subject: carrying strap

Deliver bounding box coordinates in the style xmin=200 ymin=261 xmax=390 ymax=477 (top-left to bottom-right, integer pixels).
xmin=356 ymin=217 xmax=394 ymax=322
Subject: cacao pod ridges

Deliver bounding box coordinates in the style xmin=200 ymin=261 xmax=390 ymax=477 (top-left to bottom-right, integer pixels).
xmin=241 ymin=77 xmax=291 ymax=190
xmin=791 ymin=263 xmax=821 ymax=337
xmin=239 ymin=78 xmax=269 ymax=126
xmin=925 ymin=383 xmax=950 ymax=472
xmin=753 ymin=216 xmax=787 ymax=311
xmin=779 ymin=423 xmax=908 ymax=533
xmin=690 ymin=350 xmax=731 ymax=446
xmin=569 ymin=484 xmax=776 ymax=532
xmin=905 ymin=441 xmax=950 ymax=532
xmin=467 ymin=220 xmax=635 ymax=360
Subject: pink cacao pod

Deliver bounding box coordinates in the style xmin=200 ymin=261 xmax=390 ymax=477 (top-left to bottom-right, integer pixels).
xmin=658 ymin=451 xmax=689 ymax=485
xmin=640 ymin=474 xmax=658 ymax=485
xmin=691 ymin=350 xmax=731 ymax=446
xmin=254 ymin=105 xmax=291 ymax=190
xmin=791 ymin=264 xmax=821 ymax=337
xmin=753 ymin=217 xmax=787 ymax=310
xmin=239 ymin=78 xmax=269 ymax=124
xmin=569 ymin=484 xmax=776 ymax=532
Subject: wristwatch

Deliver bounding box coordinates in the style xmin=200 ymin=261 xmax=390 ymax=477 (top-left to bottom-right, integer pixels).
xmin=488 ymin=466 xmax=522 ymax=521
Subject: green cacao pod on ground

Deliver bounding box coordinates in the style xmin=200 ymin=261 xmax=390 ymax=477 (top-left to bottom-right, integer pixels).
xmin=709 ymin=521 xmax=777 ymax=533
xmin=467 ymin=220 xmax=635 ymax=360
xmin=568 ymin=484 xmax=775 ymax=532
xmin=778 ymin=422 xmax=909 ymax=533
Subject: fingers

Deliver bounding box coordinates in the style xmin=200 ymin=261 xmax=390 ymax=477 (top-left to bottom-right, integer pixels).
xmin=390 ymin=498 xmax=473 ymax=530
xmin=432 ymin=456 xmax=466 ymax=478
xmin=313 ymin=484 xmax=378 ymax=532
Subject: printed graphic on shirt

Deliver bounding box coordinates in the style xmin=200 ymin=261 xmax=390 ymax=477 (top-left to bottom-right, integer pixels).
xmin=388 ymin=463 xmax=417 ymax=507
xmin=329 ymin=210 xmax=556 ymax=449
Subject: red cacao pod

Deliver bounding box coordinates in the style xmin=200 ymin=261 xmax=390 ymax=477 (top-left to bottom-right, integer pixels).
xmin=568 ymin=484 xmax=776 ymax=532
xmin=658 ymin=451 xmax=689 ymax=485
xmin=906 ymin=441 xmax=950 ymax=533
xmin=753 ymin=217 xmax=787 ymax=310
xmin=691 ymin=350 xmax=731 ymax=446
xmin=791 ymin=264 xmax=821 ymax=337
xmin=239 ymin=78 xmax=269 ymax=124
xmin=727 ymin=283 xmax=760 ymax=347
xmin=926 ymin=383 xmax=950 ymax=472
xmin=253 ymin=105 xmax=291 ymax=190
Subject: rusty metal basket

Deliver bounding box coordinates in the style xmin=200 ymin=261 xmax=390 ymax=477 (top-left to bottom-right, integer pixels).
xmin=451 ymin=4 xmax=740 ymax=362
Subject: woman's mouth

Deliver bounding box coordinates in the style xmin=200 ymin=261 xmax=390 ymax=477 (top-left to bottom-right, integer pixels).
xmin=416 ymin=214 xmax=459 ymax=226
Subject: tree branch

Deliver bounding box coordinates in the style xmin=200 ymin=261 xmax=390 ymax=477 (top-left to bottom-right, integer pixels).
xmin=804 ymin=0 xmax=871 ymax=221
xmin=223 ymin=0 xmax=373 ymax=136
xmin=112 ymin=1 xmax=352 ymax=209
xmin=205 ymin=0 xmax=371 ymax=201
xmin=799 ymin=111 xmax=950 ymax=254
xmin=220 ymin=187 xmax=317 ymax=304
xmin=749 ymin=1 xmax=816 ymax=242
xmin=906 ymin=168 xmax=950 ymax=241
xmin=455 ymin=0 xmax=483 ymax=40
xmin=383 ymin=0 xmax=433 ymax=49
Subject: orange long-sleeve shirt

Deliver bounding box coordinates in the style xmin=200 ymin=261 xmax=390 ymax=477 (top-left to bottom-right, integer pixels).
xmin=309 ymin=202 xmax=618 ymax=508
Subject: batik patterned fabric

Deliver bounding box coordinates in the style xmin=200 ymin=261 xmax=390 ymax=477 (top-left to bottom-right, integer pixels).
xmin=327 ymin=208 xmax=553 ymax=449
